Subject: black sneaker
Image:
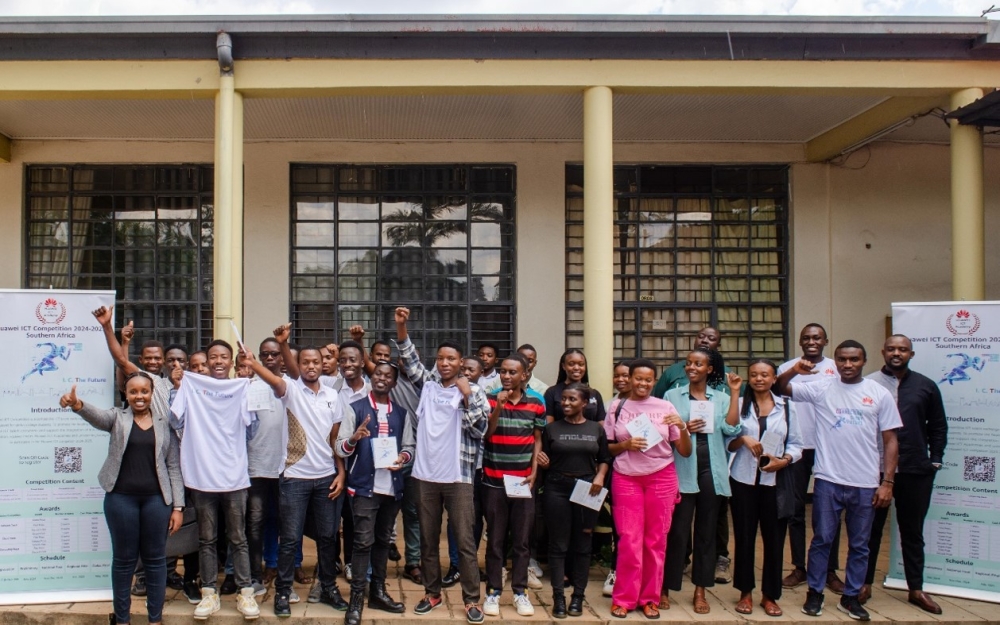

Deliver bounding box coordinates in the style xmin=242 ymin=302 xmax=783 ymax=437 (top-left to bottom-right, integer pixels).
xmin=167 ymin=570 xmax=185 ymax=590
xmin=802 ymin=589 xmax=824 ymax=617
xmin=442 ymin=565 xmax=461 ymax=588
xmin=184 ymin=580 xmax=202 ymax=604
xmin=131 ymin=574 xmax=147 ymax=597
xmin=274 ymin=592 xmax=291 ymax=618
xmin=320 ymin=587 xmax=349 ymax=611
xmin=465 ymin=604 xmax=485 ymax=624
xmin=838 ymin=595 xmax=871 ymax=621
xmin=220 ymin=573 xmax=238 ymax=595
xmin=414 ymin=595 xmax=443 ymax=615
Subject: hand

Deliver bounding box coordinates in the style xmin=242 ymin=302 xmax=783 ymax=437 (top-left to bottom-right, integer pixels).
xmin=273 ymin=323 xmax=292 ymax=344
xmin=759 ymin=454 xmax=784 ymax=472
xmin=496 ymin=390 xmax=510 ymax=406
xmin=727 ymin=371 xmax=743 ymax=394
xmin=240 ymin=347 xmax=257 ymax=363
xmin=387 ymin=454 xmax=407 ymax=471
xmin=91 ymin=305 xmax=114 ymax=328
xmin=589 ymin=479 xmax=604 ymax=497
xmin=521 ymin=472 xmax=536 ymax=490
xmin=350 ymin=416 xmax=371 ymax=444
xmin=793 ymin=358 xmax=817 ymax=376
xmin=328 ymin=474 xmax=346 ymax=499
xmin=349 ymin=325 xmax=365 ymax=341
xmin=455 ymin=376 xmax=472 ymax=398
xmin=394 ymin=307 xmax=410 ymax=325
xmin=873 ymin=482 xmax=893 ymax=508
xmin=170 ymin=366 xmax=185 ymax=388
xmin=687 ymin=419 xmax=707 ymax=434
xmin=743 ymin=436 xmax=764 ymax=458
xmin=120 ymin=320 xmax=135 ymax=344
xmin=663 ymin=413 xmax=684 ymax=429
xmin=624 ymin=437 xmax=647 ymax=451
xmin=59 ymin=385 xmax=82 ymax=411
xmin=168 ymin=510 xmax=184 ymax=535
xmin=536 ymin=451 xmax=550 ymax=468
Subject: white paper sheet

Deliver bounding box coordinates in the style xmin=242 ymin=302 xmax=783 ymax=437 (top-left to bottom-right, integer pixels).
xmin=570 ymin=479 xmax=609 ymax=511
xmin=624 ymin=413 xmax=663 ymax=452
xmin=760 ymin=429 xmax=784 ymax=458
xmin=247 ymin=382 xmax=275 ymax=412
xmin=372 ymin=436 xmax=399 ymax=469
xmin=503 ymin=474 xmax=533 ymax=498
xmin=689 ymin=400 xmax=715 ymax=434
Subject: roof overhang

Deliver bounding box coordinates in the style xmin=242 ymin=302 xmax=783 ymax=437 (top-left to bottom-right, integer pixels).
xmin=946 ymin=89 xmax=1000 ymax=128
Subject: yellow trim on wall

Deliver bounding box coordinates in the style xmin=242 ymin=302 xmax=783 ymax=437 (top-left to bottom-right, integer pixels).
xmin=0 ymin=60 xmax=220 ymax=99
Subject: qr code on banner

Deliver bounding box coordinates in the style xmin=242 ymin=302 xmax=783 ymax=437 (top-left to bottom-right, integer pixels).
xmin=54 ymin=447 xmax=82 ymax=473
xmin=963 ymin=456 xmax=996 ymax=483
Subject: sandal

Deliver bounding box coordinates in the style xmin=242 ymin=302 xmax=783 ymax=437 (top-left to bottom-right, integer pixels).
xmin=294 ymin=567 xmax=313 ymax=585
xmin=658 ymin=593 xmax=671 ymax=610
xmin=642 ymin=602 xmax=660 ymax=619
xmin=693 ymin=587 xmax=710 ymax=615
xmin=735 ymin=594 xmax=753 ymax=615
xmin=760 ymin=597 xmax=783 ymax=617
xmin=610 ymin=605 xmax=628 ymax=619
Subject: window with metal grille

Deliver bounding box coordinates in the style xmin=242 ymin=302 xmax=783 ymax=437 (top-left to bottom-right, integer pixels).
xmin=565 ymin=165 xmax=788 ymax=375
xmin=290 ymin=164 xmax=516 ymax=360
xmin=25 ymin=165 xmax=215 ymax=350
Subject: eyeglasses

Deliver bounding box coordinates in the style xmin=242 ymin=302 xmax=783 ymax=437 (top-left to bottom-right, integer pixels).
xmin=260 ymin=351 xmax=281 ymax=358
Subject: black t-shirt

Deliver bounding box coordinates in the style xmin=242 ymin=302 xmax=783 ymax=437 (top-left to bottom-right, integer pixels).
xmin=544 ymin=383 xmax=607 ymax=423
xmin=112 ymin=424 xmax=160 ymax=496
xmin=542 ymin=419 xmax=612 ymax=479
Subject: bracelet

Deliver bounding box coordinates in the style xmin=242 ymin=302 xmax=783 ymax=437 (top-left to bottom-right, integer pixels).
xmin=881 ymin=478 xmax=894 ymax=485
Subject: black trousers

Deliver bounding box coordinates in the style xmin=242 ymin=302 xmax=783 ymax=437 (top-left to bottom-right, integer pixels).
xmin=247 ymin=477 xmax=278 ymax=583
xmin=717 ymin=496 xmax=730 ymax=560
xmin=483 ymin=483 xmax=535 ymax=594
xmin=544 ymin=474 xmax=598 ymax=599
xmin=350 ymin=493 xmax=402 ymax=594
xmin=664 ymin=462 xmax=719 ymax=591
xmin=415 ymin=479 xmax=480 ymax=604
xmin=789 ymin=449 xmax=840 ymax=572
xmin=332 ymin=493 xmax=355 ymax=566
xmin=731 ymin=478 xmax=786 ymax=600
xmin=865 ymin=472 xmax=935 ymax=590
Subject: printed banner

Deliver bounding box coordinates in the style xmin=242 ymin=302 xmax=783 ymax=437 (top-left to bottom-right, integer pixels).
xmin=0 ymin=289 xmax=116 ymax=605
xmin=888 ymin=301 xmax=1000 ymax=604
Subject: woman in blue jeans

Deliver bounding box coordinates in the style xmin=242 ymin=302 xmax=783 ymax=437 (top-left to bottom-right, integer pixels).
xmin=60 ymin=372 xmax=184 ymax=625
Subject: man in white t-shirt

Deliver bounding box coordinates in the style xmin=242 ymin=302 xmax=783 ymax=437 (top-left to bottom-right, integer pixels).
xmin=776 ymin=340 xmax=901 ymax=622
xmin=245 ymin=325 xmax=348 ymax=618
xmin=778 ymin=324 xmax=845 ymax=593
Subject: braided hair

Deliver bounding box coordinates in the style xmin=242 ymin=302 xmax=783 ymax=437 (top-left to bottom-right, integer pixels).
xmin=691 ymin=346 xmax=726 ymax=388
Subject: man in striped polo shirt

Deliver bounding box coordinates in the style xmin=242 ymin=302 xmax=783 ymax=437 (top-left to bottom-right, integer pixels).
xmin=482 ymin=354 xmax=546 ymax=618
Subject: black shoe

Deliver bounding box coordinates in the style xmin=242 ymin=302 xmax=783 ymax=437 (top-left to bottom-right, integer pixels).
xmin=442 ymin=565 xmax=461 ymax=588
xmin=320 ymin=586 xmax=349 ymax=611
xmin=388 ymin=543 xmax=402 ymax=562
xmin=184 ymin=580 xmax=202 ymax=604
xmin=345 ymin=590 xmax=365 ymax=625
xmin=838 ymin=595 xmax=871 ymax=621
xmin=414 ymin=595 xmax=443 ymax=614
xmin=274 ymin=592 xmax=291 ymax=618
xmin=131 ymin=574 xmax=147 ymax=597
xmin=167 ymin=569 xmax=185 ymax=590
xmin=802 ymin=589 xmax=824 ymax=617
xmin=568 ymin=596 xmax=584 ymax=617
xmin=332 ymin=561 xmax=343 ymax=577
xmin=465 ymin=604 xmax=485 ymax=624
xmin=369 ymin=580 xmax=405 ymax=613
xmin=552 ymin=594 xmax=567 ymax=619
xmin=220 ymin=573 xmax=238 ymax=595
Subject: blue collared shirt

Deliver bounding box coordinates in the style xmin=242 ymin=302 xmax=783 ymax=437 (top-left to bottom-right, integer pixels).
xmin=665 ymin=385 xmax=741 ymax=496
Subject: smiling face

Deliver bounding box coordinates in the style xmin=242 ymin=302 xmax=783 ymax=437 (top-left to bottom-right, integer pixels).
xmin=562 ymin=352 xmax=587 ymax=383
xmin=613 ymin=364 xmax=631 ymax=395
xmin=684 ymin=351 xmax=713 ymax=385
xmin=339 ymin=346 xmax=363 ymax=381
xmin=370 ymin=363 xmax=398 ymax=396
xmin=207 ymin=344 xmax=233 ymax=380
xmin=747 ymin=362 xmax=776 ymax=393
xmin=629 ymin=366 xmax=656 ymax=400
xmin=499 ymin=358 xmax=528 ymax=391
xmin=694 ymin=327 xmax=721 ymax=351
xmin=140 ymin=346 xmax=164 ymax=375
xmin=561 ymin=388 xmax=587 ymax=418
xmin=299 ymin=348 xmax=323 ymax=383
xmin=799 ymin=325 xmax=829 ymax=359
xmin=834 ymin=347 xmax=867 ymax=383
xmin=125 ymin=376 xmax=153 ymax=413
xmin=882 ymin=336 xmax=913 ymax=372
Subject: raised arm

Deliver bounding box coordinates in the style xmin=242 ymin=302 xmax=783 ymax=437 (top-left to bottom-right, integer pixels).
xmin=60 ymin=385 xmax=116 ymax=432
xmin=92 ymin=306 xmax=139 ymax=376
xmin=273 ymin=323 xmax=299 ymax=381
xmin=773 ymin=358 xmax=815 ymax=397
xmin=394 ymin=307 xmax=432 ymax=387
xmin=350 ymin=325 xmax=377 ymax=376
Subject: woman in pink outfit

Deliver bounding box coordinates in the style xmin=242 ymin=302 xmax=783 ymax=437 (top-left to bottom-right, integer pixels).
xmin=604 ymin=358 xmax=692 ymax=619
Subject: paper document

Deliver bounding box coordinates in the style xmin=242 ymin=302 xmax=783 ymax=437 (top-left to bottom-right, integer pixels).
xmin=570 ymin=479 xmax=609 ymax=511
xmin=247 ymin=382 xmax=275 ymax=412
xmin=624 ymin=413 xmax=663 ymax=451
xmin=759 ymin=429 xmax=784 ymax=458
xmin=503 ymin=474 xmax=533 ymax=498
xmin=372 ymin=436 xmax=399 ymax=469
xmin=690 ymin=400 xmax=715 ymax=434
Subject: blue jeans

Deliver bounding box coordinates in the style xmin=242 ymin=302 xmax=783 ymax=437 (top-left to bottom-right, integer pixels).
xmin=104 ymin=492 xmax=172 ymax=623
xmin=276 ymin=474 xmax=343 ymax=595
xmin=807 ymin=478 xmax=876 ymax=597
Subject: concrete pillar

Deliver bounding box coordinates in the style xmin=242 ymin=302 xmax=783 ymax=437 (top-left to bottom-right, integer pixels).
xmin=583 ymin=86 xmax=614 ymax=393
xmin=949 ymin=88 xmax=985 ymax=301
xmin=213 ymin=73 xmax=239 ymax=349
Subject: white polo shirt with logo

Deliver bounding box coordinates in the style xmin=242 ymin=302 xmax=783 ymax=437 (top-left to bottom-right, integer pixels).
xmin=280 ymin=377 xmax=343 ymax=479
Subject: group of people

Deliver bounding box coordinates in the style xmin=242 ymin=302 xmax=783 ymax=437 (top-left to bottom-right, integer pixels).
xmin=60 ymin=306 xmax=948 ymax=625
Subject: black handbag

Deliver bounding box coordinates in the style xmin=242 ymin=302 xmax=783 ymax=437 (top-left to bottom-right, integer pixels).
xmin=774 ymin=401 xmax=796 ymax=521
xmin=165 ymin=507 xmax=199 ymax=558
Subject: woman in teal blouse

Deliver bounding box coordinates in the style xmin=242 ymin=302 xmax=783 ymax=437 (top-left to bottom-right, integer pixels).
xmin=662 ymin=347 xmax=742 ymax=614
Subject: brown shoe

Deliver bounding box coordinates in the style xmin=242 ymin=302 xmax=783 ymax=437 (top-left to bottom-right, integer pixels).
xmin=263 ymin=567 xmax=277 ymax=586
xmin=658 ymin=593 xmax=670 ymax=610
xmin=294 ymin=567 xmax=313 ymax=585
xmin=692 ymin=587 xmax=710 ymax=614
xmin=826 ymin=571 xmax=846 ymax=595
xmin=403 ymin=565 xmax=422 ymax=585
xmin=782 ymin=568 xmax=806 ymax=588
xmin=858 ymin=584 xmax=872 ymax=605
xmin=908 ymin=591 xmax=943 ymax=615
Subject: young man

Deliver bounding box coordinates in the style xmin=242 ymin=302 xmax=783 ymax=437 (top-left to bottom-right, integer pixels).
xmin=862 ymin=335 xmax=947 ymax=614
xmin=484 ymin=344 xmax=548 ymax=396
xmin=394 ymin=307 xmax=488 ymax=624
xmin=336 ymin=362 xmax=414 ymax=625
xmin=482 ymin=354 xmax=545 ymax=617
xmin=780 ymin=324 xmax=845 ymax=593
xmin=188 ymin=350 xmax=210 ymax=375
xmin=477 ymin=344 xmax=500 ymax=389
xmin=775 ymin=341 xmax=901 ymax=622
xmin=244 ymin=325 xmax=349 ymax=618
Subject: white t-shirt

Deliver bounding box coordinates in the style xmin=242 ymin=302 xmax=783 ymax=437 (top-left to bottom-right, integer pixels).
xmin=372 ymin=402 xmax=395 ymax=497
xmin=479 ymin=369 xmax=499 ymax=389
xmin=778 ymin=357 xmax=838 ymax=449
xmin=280 ymin=377 xmax=342 ymax=480
xmin=412 ymin=382 xmax=464 ymax=484
xmin=338 ymin=378 xmax=372 ymax=422
xmin=791 ymin=377 xmax=902 ymax=488
xmin=171 ymin=374 xmax=253 ymax=492
xmin=247 ymin=378 xmax=286 ymax=479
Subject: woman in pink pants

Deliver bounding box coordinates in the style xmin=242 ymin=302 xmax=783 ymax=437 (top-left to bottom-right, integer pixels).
xmin=604 ymin=358 xmax=692 ymax=619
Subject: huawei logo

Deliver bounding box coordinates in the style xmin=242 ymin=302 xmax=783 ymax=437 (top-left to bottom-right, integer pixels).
xmin=862 ymin=397 xmax=874 ymax=406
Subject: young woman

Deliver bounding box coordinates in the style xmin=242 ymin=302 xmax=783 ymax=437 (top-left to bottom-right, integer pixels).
xmin=537 ymin=384 xmax=611 ymax=618
xmin=605 ymin=359 xmax=691 ymax=619
xmin=662 ymin=348 xmax=741 ymax=615
xmin=599 ymin=360 xmax=632 ymax=598
xmin=59 ymin=373 xmax=185 ymax=625
xmin=544 ymin=349 xmax=606 ymax=423
xmin=727 ymin=360 xmax=802 ymax=617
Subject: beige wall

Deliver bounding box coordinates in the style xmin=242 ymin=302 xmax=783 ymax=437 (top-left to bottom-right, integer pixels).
xmin=1 ymin=137 xmax=996 ymax=380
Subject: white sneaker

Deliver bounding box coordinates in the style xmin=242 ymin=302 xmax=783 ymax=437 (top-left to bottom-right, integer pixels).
xmin=345 ymin=563 xmax=353 ymax=582
xmin=194 ymin=588 xmax=221 ymax=620
xmin=603 ymin=570 xmax=616 ymax=597
xmin=483 ymin=592 xmax=501 ymax=617
xmin=514 ymin=593 xmax=535 ymax=616
xmin=289 ymin=590 xmax=301 ymax=604
xmin=527 ymin=559 xmax=543 ymax=579
xmin=527 ymin=569 xmax=543 ymax=590
xmin=237 ymin=587 xmax=260 ymax=620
